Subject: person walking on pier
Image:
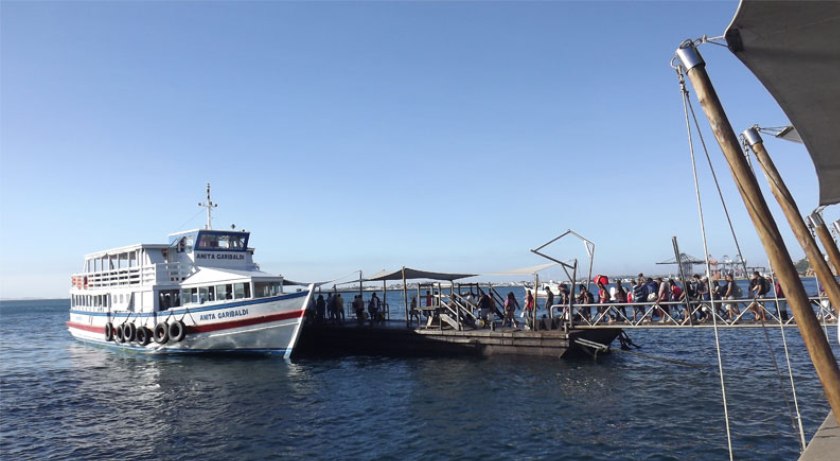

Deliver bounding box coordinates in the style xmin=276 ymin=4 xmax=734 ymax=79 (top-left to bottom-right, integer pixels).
xmin=632 ymin=278 xmax=645 ymax=322
xmin=315 ymin=294 xmax=326 ymax=324
xmin=773 ymin=276 xmax=789 ymax=321
xmin=723 ymin=273 xmax=740 ymax=322
xmin=577 ymin=284 xmax=594 ymax=322
xmin=368 ymin=292 xmax=382 ymax=325
xmin=335 ymin=292 xmax=345 ymax=325
xmin=524 ymin=290 xmax=535 ymax=328
xmin=353 ymin=295 xmax=365 ymax=324
xmin=503 ymin=292 xmax=518 ymax=328
xmin=748 ymin=271 xmax=769 ymax=322
xmin=613 ymin=280 xmax=629 ymax=322
xmin=596 ymin=278 xmax=610 ymax=323
xmin=544 ymin=287 xmax=555 ymax=318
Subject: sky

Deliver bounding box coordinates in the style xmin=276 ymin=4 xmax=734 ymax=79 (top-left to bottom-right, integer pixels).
xmin=1 ymin=0 xmax=836 ymax=299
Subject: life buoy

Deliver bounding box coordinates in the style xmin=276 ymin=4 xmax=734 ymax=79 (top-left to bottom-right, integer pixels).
xmin=136 ymin=326 xmax=151 ymax=346
xmin=153 ymin=322 xmax=169 ymax=344
xmin=168 ymin=320 xmax=186 ymax=342
xmin=104 ymin=322 xmax=114 ymax=341
xmin=122 ymin=323 xmax=136 ymax=342
xmin=115 ymin=324 xmax=125 ymax=343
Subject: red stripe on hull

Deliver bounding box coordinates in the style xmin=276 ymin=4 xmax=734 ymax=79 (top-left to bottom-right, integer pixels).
xmin=66 ymin=322 xmax=103 ymax=334
xmin=67 ymin=310 xmax=305 ymax=335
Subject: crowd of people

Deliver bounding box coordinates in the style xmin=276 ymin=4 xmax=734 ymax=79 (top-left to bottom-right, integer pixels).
xmin=304 ymin=271 xmax=831 ymax=329
xmin=535 ymin=271 xmax=791 ymax=324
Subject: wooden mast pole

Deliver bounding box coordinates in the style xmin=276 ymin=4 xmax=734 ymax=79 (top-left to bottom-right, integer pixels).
xmin=676 ymin=42 xmax=840 ymax=423
xmin=743 ymin=128 xmax=840 ymax=314
xmin=810 ymin=211 xmax=840 ymax=292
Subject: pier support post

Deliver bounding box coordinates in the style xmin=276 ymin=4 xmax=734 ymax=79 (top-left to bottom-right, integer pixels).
xmin=743 ymin=128 xmax=840 ymax=315
xmin=676 ymin=42 xmax=840 ymax=424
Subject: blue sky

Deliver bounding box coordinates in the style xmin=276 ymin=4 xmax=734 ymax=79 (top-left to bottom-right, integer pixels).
xmin=1 ymin=1 xmax=834 ymax=298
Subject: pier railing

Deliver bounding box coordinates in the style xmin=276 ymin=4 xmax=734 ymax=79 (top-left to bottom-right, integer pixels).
xmin=552 ymin=296 xmax=835 ymax=328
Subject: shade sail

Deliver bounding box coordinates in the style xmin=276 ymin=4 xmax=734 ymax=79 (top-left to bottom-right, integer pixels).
xmin=725 ymin=1 xmax=840 ymax=206
xmin=485 ymin=262 xmax=559 ymax=276
xmin=366 ymin=267 xmax=477 ymax=282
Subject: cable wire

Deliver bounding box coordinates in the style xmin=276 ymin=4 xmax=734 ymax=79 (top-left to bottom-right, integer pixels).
xmin=677 ymin=67 xmax=734 ymax=461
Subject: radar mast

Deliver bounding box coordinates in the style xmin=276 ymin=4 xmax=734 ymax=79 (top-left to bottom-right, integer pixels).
xmin=198 ymin=183 xmax=218 ymax=230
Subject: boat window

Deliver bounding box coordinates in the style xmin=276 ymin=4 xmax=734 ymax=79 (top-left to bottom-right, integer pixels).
xmin=199 ymin=287 xmax=209 ymax=304
xmin=195 ymin=232 xmax=248 ymax=251
xmin=180 ymin=289 xmax=190 ymax=306
xmin=233 ymin=282 xmax=250 ymax=300
xmin=216 ymin=284 xmax=232 ymax=300
xmin=254 ymin=282 xmax=283 ymax=298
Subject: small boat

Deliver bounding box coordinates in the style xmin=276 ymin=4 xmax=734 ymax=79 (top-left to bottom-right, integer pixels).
xmin=66 ymin=185 xmax=314 ymax=357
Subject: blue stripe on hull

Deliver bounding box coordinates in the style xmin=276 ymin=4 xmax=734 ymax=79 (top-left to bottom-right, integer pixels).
xmin=70 ymin=290 xmax=308 ymax=318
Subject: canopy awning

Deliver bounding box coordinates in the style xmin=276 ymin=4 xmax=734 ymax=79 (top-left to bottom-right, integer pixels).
xmin=485 ymin=262 xmax=559 ymax=276
xmin=365 ymin=267 xmax=477 ymax=282
xmin=725 ymin=1 xmax=840 ymax=206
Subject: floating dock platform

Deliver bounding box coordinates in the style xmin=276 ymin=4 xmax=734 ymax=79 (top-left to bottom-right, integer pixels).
xmin=295 ymin=321 xmax=621 ymax=359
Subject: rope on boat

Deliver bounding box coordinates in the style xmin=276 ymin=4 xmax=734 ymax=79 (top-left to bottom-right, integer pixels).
xmin=675 ymin=62 xmax=734 ymax=461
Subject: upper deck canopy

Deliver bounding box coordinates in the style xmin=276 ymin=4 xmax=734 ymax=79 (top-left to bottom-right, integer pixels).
xmin=725 ymin=0 xmax=840 ymax=206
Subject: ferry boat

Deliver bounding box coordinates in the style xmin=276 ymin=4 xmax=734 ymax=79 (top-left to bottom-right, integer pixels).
xmin=67 ymin=186 xmax=314 ymax=357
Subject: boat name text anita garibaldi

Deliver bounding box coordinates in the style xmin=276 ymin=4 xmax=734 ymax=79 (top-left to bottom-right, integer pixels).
xmin=200 ymin=308 xmax=249 ymax=321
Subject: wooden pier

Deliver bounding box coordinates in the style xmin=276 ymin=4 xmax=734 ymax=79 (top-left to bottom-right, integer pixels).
xmin=798 ymin=411 xmax=839 ymax=461
xmin=294 ymin=320 xmax=621 ymax=359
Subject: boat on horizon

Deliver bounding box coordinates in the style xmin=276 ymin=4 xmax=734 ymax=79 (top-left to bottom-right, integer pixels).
xmin=66 ymin=185 xmax=314 ymax=357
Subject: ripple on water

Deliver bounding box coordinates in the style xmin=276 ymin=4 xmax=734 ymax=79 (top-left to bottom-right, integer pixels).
xmin=1 ymin=299 xmax=838 ymax=460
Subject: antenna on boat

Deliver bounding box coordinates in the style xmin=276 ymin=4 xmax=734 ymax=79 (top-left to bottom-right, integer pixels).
xmin=198 ymin=183 xmax=218 ymax=230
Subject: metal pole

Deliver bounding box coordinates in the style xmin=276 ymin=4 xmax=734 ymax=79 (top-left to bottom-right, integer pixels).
xmin=402 ymin=267 xmax=410 ymax=328
xmin=811 ymin=211 xmax=840 ymax=287
xmin=744 ymin=128 xmax=840 ymax=314
xmin=677 ymin=42 xmax=840 ymax=424
xmin=672 ymin=236 xmax=692 ymax=325
xmin=534 ymin=273 xmax=539 ymax=331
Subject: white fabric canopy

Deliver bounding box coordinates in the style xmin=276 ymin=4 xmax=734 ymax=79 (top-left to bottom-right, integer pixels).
xmin=485 ymin=262 xmax=559 ymax=276
xmin=725 ymin=1 xmax=840 ymax=206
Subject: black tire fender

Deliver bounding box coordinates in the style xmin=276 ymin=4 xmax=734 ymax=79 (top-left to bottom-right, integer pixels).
xmin=153 ymin=322 xmax=169 ymax=344
xmin=136 ymin=326 xmax=151 ymax=346
xmin=122 ymin=323 xmax=136 ymax=342
xmin=168 ymin=320 xmax=186 ymax=342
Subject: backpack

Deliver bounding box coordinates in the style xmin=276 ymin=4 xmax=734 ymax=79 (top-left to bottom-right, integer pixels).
xmin=731 ymin=282 xmax=743 ymax=298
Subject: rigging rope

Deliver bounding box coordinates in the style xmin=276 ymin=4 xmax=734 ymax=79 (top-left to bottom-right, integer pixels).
xmin=769 ymin=269 xmax=808 ymax=451
xmin=676 ymin=66 xmax=735 ymax=461
xmin=688 ymin=92 xmax=749 ymax=276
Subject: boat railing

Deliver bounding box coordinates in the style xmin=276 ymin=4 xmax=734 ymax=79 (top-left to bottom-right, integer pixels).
xmin=75 ymin=262 xmax=191 ymax=288
xmin=546 ymin=296 xmax=835 ymax=327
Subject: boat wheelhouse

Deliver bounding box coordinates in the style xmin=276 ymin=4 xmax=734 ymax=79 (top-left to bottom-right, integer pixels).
xmin=67 ymin=187 xmax=313 ymax=357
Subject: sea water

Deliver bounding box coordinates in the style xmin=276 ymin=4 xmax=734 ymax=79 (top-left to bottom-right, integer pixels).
xmin=1 ymin=294 xmax=838 ymax=461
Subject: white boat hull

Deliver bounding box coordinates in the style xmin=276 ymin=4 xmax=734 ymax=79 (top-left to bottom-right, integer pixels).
xmin=67 ymin=290 xmax=312 ymax=357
